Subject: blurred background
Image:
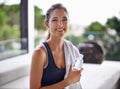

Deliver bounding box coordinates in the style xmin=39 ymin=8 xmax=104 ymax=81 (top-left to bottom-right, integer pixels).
xmin=0 ymin=0 xmax=120 ymax=62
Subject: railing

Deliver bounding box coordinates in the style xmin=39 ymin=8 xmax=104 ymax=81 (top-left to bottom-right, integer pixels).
xmin=0 ymin=39 xmax=27 ymax=60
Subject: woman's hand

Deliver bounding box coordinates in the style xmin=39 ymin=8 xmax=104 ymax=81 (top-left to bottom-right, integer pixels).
xmin=66 ymin=65 xmax=83 ymax=85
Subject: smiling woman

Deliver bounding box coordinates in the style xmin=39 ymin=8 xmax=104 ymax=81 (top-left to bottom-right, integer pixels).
xmin=30 ymin=3 xmax=84 ymax=89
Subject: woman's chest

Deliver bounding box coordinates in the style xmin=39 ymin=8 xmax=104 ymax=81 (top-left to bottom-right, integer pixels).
xmin=52 ymin=51 xmax=66 ymax=69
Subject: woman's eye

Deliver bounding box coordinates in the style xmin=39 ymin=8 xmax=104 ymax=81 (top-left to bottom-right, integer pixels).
xmin=51 ymin=18 xmax=68 ymax=22
xmin=62 ymin=19 xmax=68 ymax=22
xmin=52 ymin=19 xmax=58 ymax=22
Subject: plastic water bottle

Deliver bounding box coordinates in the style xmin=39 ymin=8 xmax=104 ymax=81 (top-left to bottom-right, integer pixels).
xmin=73 ymin=56 xmax=83 ymax=70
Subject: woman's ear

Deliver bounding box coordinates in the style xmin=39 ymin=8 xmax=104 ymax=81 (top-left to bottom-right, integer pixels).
xmin=45 ymin=21 xmax=49 ymax=27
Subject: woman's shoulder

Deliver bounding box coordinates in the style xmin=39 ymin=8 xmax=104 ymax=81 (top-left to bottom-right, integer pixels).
xmin=31 ymin=42 xmax=47 ymax=70
xmin=34 ymin=43 xmax=45 ymax=53
xmin=32 ymin=43 xmax=46 ymax=61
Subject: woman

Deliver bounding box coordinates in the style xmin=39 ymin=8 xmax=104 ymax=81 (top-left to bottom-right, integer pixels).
xmin=30 ymin=3 xmax=83 ymax=89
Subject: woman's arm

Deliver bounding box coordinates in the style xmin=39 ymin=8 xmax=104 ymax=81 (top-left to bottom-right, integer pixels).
xmin=30 ymin=46 xmax=46 ymax=89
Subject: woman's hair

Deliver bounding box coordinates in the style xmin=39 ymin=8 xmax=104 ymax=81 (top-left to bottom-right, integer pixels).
xmin=45 ymin=3 xmax=69 ymax=40
xmin=46 ymin=3 xmax=69 ymax=22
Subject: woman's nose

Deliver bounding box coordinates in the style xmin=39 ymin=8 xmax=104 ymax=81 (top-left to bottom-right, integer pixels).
xmin=58 ymin=20 xmax=63 ymax=27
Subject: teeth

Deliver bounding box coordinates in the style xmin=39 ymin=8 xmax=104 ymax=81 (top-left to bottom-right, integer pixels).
xmin=57 ymin=29 xmax=64 ymax=32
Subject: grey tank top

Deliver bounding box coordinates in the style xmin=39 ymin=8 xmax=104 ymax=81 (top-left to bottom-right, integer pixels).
xmin=41 ymin=42 xmax=66 ymax=86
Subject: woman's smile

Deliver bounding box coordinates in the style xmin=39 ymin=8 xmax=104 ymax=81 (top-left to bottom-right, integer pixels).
xmin=56 ymin=28 xmax=65 ymax=32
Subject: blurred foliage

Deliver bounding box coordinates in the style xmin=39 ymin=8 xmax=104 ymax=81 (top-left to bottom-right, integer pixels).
xmin=0 ymin=5 xmax=47 ymax=41
xmin=0 ymin=10 xmax=7 ymax=27
xmin=0 ymin=25 xmax=20 ymax=40
xmin=106 ymin=16 xmax=120 ymax=36
xmin=35 ymin=6 xmax=46 ymax=31
xmin=83 ymin=21 xmax=107 ymax=41
xmin=0 ymin=4 xmax=20 ymax=41
xmin=86 ymin=21 xmax=107 ymax=32
xmin=105 ymin=41 xmax=120 ymax=61
xmin=0 ymin=4 xmax=20 ymax=26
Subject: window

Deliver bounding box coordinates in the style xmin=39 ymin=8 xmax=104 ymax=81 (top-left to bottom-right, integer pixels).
xmin=0 ymin=0 xmax=28 ymax=60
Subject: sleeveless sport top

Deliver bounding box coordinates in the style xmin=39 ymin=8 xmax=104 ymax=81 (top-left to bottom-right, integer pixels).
xmin=41 ymin=42 xmax=66 ymax=86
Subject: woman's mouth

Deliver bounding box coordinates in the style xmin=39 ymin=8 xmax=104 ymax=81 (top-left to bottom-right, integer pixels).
xmin=57 ymin=29 xmax=65 ymax=32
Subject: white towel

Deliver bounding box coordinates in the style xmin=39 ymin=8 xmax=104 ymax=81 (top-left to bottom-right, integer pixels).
xmin=63 ymin=40 xmax=83 ymax=89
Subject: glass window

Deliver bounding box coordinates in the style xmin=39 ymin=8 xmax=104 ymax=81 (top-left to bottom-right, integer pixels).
xmin=0 ymin=0 xmax=28 ymax=60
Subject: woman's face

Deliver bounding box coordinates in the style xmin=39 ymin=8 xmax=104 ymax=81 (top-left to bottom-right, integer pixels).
xmin=46 ymin=9 xmax=69 ymax=39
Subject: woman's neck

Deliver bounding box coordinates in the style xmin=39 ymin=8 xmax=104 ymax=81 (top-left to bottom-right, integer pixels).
xmin=47 ymin=37 xmax=64 ymax=51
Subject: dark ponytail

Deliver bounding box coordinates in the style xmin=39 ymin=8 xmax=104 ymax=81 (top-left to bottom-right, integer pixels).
xmin=46 ymin=31 xmax=50 ymax=40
